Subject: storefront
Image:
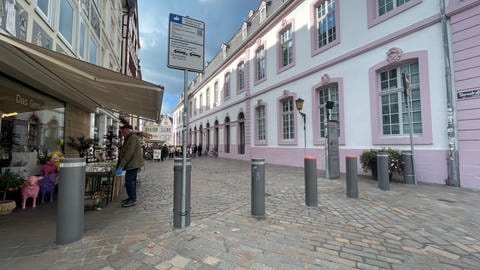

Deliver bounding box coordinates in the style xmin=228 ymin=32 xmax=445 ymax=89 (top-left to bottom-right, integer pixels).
xmin=1 ymin=78 xmax=65 ymax=176
xmin=0 ymin=33 xmax=163 ymax=178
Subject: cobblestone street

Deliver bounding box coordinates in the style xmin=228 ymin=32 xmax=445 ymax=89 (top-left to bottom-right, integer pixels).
xmin=1 ymin=157 xmax=480 ymax=269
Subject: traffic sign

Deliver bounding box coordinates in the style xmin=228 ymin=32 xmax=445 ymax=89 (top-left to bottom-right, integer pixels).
xmin=167 ymin=13 xmax=205 ymax=72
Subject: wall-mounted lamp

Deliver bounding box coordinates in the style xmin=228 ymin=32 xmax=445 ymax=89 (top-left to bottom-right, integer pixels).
xmin=295 ymin=97 xmax=306 ymax=156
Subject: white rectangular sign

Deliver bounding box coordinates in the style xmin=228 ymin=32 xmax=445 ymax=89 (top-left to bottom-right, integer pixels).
xmin=167 ymin=13 xmax=205 ymax=72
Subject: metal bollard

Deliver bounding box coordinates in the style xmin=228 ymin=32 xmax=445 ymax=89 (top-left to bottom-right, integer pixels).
xmin=304 ymin=156 xmax=318 ymax=207
xmin=345 ymin=155 xmax=358 ymax=199
xmin=377 ymin=152 xmax=389 ymax=191
xmin=57 ymin=158 xmax=86 ymax=245
xmin=173 ymin=158 xmax=191 ymax=228
xmin=251 ymin=158 xmax=265 ymax=217
xmin=402 ymin=151 xmax=415 ymax=184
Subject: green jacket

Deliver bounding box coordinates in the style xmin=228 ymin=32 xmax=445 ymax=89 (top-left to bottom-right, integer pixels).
xmin=118 ymin=133 xmax=144 ymax=170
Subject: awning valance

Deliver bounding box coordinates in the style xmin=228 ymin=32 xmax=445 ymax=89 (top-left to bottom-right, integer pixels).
xmin=0 ymin=33 xmax=163 ymax=121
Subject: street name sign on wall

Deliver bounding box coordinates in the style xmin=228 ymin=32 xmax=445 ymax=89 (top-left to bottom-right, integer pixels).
xmin=457 ymin=88 xmax=480 ymax=100
xmin=167 ymin=13 xmax=205 ymax=72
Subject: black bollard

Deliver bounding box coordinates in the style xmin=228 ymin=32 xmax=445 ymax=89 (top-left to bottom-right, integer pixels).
xmin=377 ymin=152 xmax=389 ymax=191
xmin=304 ymin=156 xmax=318 ymax=206
xmin=251 ymin=158 xmax=265 ymax=217
xmin=57 ymin=158 xmax=86 ymax=245
xmin=173 ymin=158 xmax=191 ymax=228
xmin=346 ymin=155 xmax=358 ymax=199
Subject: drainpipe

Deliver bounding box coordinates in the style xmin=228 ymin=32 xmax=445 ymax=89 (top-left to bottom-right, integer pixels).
xmin=440 ymin=0 xmax=460 ymax=187
xmin=122 ymin=5 xmax=131 ymax=75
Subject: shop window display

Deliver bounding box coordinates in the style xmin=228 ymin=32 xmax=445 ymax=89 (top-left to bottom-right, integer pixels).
xmin=0 ymin=86 xmax=65 ymax=178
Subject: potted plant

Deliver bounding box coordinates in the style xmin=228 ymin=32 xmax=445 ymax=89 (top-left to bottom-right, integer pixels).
xmin=384 ymin=148 xmax=404 ymax=180
xmin=67 ymin=136 xmax=95 ymax=158
xmin=360 ymin=149 xmax=379 ymax=179
xmin=0 ymin=171 xmax=24 ymax=215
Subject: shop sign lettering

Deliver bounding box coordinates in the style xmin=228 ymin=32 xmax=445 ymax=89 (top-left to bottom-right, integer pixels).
xmin=457 ymin=88 xmax=480 ymax=100
xmin=15 ymin=94 xmax=43 ymax=110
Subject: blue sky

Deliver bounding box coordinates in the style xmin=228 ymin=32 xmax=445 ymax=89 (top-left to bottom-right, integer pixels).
xmin=138 ymin=0 xmax=261 ymax=115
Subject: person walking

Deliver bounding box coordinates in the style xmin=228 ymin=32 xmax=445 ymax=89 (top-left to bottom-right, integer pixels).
xmin=116 ymin=123 xmax=144 ymax=208
xmin=197 ymin=144 xmax=203 ymax=157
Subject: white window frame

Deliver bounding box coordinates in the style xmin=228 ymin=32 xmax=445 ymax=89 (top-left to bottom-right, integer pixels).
xmin=379 ymin=62 xmax=422 ymax=136
xmin=255 ymin=46 xmax=266 ymax=83
xmin=224 ymin=72 xmax=231 ymax=100
xmin=279 ymin=23 xmax=294 ymax=70
xmin=58 ymin=0 xmax=75 ymax=47
xmin=237 ymin=61 xmax=245 ymax=92
xmin=36 ymin=0 xmax=54 ymax=25
xmin=316 ymin=0 xmax=336 ymax=49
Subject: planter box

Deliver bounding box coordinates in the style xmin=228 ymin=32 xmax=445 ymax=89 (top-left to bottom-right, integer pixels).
xmin=0 ymin=200 xmax=16 ymax=215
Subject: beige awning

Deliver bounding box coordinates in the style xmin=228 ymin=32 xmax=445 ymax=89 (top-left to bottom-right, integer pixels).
xmin=0 ymin=33 xmax=163 ymax=121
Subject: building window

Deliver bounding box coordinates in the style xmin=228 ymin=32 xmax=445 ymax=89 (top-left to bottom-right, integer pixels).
xmin=237 ymin=61 xmax=245 ymax=91
xmin=194 ymin=98 xmax=197 ymax=115
xmin=318 ymin=85 xmax=339 ymax=137
xmin=257 ymin=106 xmax=266 ymax=141
xmin=242 ymin=22 xmax=248 ymax=40
xmin=189 ymin=101 xmax=192 ymax=118
xmin=256 ymin=46 xmax=266 ymax=82
xmin=379 ymin=62 xmax=422 ymax=135
xmin=316 ymin=0 xmax=336 ymax=49
xmin=79 ymin=19 xmax=86 ymax=59
xmin=378 ymin=0 xmax=411 ymax=16
xmin=199 ymin=94 xmax=203 ymax=113
xmin=214 ymin=81 xmax=219 ymax=106
xmin=281 ymin=97 xmax=295 ymax=140
xmin=59 ymin=0 xmax=75 ymax=46
xmin=259 ymin=1 xmax=267 ymax=23
xmin=89 ymin=37 xmax=97 ymax=64
xmin=369 ymin=50 xmax=432 ymax=145
xmin=206 ymin=88 xmax=210 ymax=110
xmin=280 ymin=26 xmax=293 ymax=68
xmin=224 ymin=72 xmax=231 ymax=99
xmin=367 ymin=0 xmax=421 ymax=28
xmin=37 ymin=0 xmax=53 ymax=24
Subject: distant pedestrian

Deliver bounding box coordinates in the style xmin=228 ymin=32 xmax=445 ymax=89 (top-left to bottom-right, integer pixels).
xmin=117 ymin=123 xmax=144 ymax=208
xmin=198 ymin=144 xmax=203 ymax=157
xmin=161 ymin=144 xmax=168 ymax=161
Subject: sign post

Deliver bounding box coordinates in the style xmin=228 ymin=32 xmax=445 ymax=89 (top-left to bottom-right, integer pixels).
xmin=168 ymin=14 xmax=205 ymax=229
xmin=402 ymin=73 xmax=416 ymax=184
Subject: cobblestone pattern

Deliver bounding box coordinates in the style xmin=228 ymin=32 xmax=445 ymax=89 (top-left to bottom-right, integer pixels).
xmin=0 ymin=157 xmax=479 ymax=269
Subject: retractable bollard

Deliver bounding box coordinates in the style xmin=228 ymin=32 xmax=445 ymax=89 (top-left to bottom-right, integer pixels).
xmin=346 ymin=155 xmax=358 ymax=199
xmin=173 ymin=158 xmax=191 ymax=228
xmin=251 ymin=159 xmax=265 ymax=217
xmin=57 ymin=158 xmax=86 ymax=245
xmin=402 ymin=151 xmax=415 ymax=184
xmin=304 ymin=156 xmax=318 ymax=207
xmin=377 ymin=152 xmax=389 ymax=191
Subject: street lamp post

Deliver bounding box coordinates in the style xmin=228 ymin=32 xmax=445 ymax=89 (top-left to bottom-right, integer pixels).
xmin=295 ymin=97 xmax=306 ymax=156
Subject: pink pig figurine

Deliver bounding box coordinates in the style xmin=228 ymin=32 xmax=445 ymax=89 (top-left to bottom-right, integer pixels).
xmin=21 ymin=176 xmax=42 ymax=209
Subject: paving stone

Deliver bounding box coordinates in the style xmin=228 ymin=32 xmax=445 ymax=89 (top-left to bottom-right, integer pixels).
xmin=2 ymin=158 xmax=480 ymax=269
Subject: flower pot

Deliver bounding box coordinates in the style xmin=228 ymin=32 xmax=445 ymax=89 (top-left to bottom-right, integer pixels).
xmin=0 ymin=200 xmax=16 ymax=215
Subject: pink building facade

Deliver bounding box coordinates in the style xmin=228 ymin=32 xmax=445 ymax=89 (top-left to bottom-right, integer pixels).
xmin=173 ymin=0 xmax=480 ymax=190
xmin=447 ymin=0 xmax=480 ymax=189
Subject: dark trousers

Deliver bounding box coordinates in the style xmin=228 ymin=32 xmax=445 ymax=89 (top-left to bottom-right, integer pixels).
xmin=125 ymin=168 xmax=139 ymax=202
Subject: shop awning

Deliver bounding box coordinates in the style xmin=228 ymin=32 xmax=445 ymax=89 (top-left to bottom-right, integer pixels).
xmin=0 ymin=33 xmax=163 ymax=121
